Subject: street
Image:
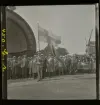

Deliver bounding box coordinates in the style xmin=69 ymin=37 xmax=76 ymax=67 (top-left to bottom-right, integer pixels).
xmin=8 ymin=74 xmax=96 ymax=100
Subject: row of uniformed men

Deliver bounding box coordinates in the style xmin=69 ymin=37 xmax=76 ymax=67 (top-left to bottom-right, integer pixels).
xmin=7 ymin=53 xmax=95 ymax=81
xmin=7 ymin=54 xmax=46 ymax=81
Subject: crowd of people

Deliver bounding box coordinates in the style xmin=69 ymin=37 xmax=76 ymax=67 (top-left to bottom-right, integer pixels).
xmin=7 ymin=52 xmax=96 ymax=81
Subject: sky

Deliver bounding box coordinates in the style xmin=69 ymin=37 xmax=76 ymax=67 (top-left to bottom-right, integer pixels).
xmin=14 ymin=5 xmax=95 ymax=54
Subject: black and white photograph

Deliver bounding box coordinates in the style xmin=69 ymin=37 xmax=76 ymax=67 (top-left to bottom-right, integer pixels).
xmin=6 ymin=5 xmax=97 ymax=100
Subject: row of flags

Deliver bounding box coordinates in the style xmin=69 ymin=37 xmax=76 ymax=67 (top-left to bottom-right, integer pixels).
xmin=38 ymin=23 xmax=61 ymax=56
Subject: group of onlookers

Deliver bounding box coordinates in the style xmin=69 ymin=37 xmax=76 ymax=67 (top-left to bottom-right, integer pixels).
xmin=7 ymin=53 xmax=96 ymax=81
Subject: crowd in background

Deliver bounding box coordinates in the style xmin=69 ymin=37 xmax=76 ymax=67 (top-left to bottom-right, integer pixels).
xmin=7 ymin=52 xmax=96 ymax=81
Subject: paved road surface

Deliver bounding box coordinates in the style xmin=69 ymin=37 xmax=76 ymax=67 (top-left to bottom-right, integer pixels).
xmin=8 ymin=74 xmax=96 ymax=100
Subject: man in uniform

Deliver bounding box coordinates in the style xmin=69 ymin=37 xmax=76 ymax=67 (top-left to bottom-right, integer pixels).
xmin=47 ymin=53 xmax=54 ymax=78
xmin=17 ymin=56 xmax=21 ymax=79
xmin=27 ymin=57 xmax=31 ymax=78
xmin=89 ymin=56 xmax=94 ymax=73
xmin=10 ymin=58 xmax=13 ymax=79
xmin=40 ymin=54 xmax=46 ymax=79
xmin=71 ymin=55 xmax=78 ymax=74
xmin=36 ymin=52 xmax=43 ymax=81
xmin=7 ymin=57 xmax=10 ymax=79
xmin=58 ymin=56 xmax=64 ymax=76
xmin=64 ymin=55 xmax=69 ymax=74
xmin=54 ymin=56 xmax=59 ymax=76
xmin=32 ymin=55 xmax=37 ymax=79
xmin=21 ymin=55 xmax=27 ymax=78
xmin=12 ymin=56 xmax=17 ymax=79
xmin=28 ymin=57 xmax=33 ymax=78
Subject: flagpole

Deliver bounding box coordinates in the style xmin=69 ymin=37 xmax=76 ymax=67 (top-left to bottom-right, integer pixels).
xmin=37 ymin=22 xmax=40 ymax=53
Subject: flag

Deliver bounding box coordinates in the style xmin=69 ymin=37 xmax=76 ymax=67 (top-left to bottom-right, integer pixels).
xmin=38 ymin=25 xmax=61 ymax=44
xmin=45 ymin=44 xmax=56 ymax=56
xmin=51 ymin=44 xmax=56 ymax=56
xmin=38 ymin=24 xmax=61 ymax=56
xmin=48 ymin=31 xmax=61 ymax=44
xmin=38 ymin=25 xmax=49 ymax=43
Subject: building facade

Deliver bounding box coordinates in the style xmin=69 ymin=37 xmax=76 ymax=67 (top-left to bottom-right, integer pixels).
xmin=6 ymin=8 xmax=36 ymax=57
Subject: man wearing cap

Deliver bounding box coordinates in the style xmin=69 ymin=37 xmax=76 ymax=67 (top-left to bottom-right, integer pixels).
xmin=36 ymin=52 xmax=43 ymax=81
xmin=32 ymin=55 xmax=37 ymax=79
xmin=40 ymin=54 xmax=46 ymax=79
xmin=89 ymin=56 xmax=94 ymax=73
xmin=7 ymin=57 xmax=10 ymax=79
xmin=28 ymin=57 xmax=33 ymax=78
xmin=17 ymin=56 xmax=22 ymax=79
xmin=64 ymin=55 xmax=68 ymax=74
xmin=47 ymin=53 xmax=54 ymax=78
xmin=12 ymin=56 xmax=17 ymax=79
xmin=21 ymin=55 xmax=27 ymax=78
xmin=27 ymin=57 xmax=31 ymax=78
xmin=54 ymin=56 xmax=58 ymax=76
xmin=71 ymin=55 xmax=78 ymax=74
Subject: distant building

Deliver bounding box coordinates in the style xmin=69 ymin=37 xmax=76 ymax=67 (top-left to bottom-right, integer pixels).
xmin=86 ymin=41 xmax=95 ymax=57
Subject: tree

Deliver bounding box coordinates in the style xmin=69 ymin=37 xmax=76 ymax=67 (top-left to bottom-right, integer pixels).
xmin=56 ymin=47 xmax=69 ymax=56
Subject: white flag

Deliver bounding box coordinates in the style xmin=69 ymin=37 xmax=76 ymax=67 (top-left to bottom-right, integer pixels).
xmin=38 ymin=25 xmax=61 ymax=45
xmin=38 ymin=25 xmax=49 ymax=43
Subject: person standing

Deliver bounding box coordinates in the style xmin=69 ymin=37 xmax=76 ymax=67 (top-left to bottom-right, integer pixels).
xmin=27 ymin=57 xmax=30 ymax=78
xmin=31 ymin=55 xmax=37 ymax=79
xmin=10 ymin=58 xmax=13 ymax=79
xmin=28 ymin=57 xmax=33 ymax=78
xmin=7 ymin=58 xmax=10 ymax=79
xmin=90 ymin=56 xmax=94 ymax=73
xmin=21 ymin=55 xmax=27 ymax=78
xmin=64 ymin=55 xmax=69 ymax=74
xmin=36 ymin=52 xmax=43 ymax=81
xmin=17 ymin=56 xmax=21 ymax=79
xmin=41 ymin=54 xmax=47 ymax=79
xmin=71 ymin=55 xmax=78 ymax=74
xmin=47 ymin=53 xmax=55 ymax=78
xmin=54 ymin=57 xmax=58 ymax=76
xmin=12 ymin=56 xmax=17 ymax=79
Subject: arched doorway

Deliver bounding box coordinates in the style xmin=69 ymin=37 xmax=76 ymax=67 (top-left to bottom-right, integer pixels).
xmin=6 ymin=9 xmax=36 ymax=57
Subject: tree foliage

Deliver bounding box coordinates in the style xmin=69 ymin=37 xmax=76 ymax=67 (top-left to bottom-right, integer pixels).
xmin=56 ymin=47 xmax=69 ymax=56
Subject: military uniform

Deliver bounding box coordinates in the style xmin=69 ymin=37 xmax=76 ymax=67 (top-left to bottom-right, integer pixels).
xmin=17 ymin=56 xmax=21 ymax=78
xmin=12 ymin=57 xmax=17 ymax=79
xmin=89 ymin=57 xmax=94 ymax=73
xmin=71 ymin=56 xmax=78 ymax=74
xmin=7 ymin=58 xmax=10 ymax=79
xmin=32 ymin=56 xmax=37 ymax=78
xmin=41 ymin=55 xmax=47 ymax=79
xmin=54 ymin=57 xmax=59 ymax=76
xmin=21 ymin=55 xmax=27 ymax=78
xmin=58 ymin=57 xmax=64 ymax=75
xmin=28 ymin=58 xmax=33 ymax=78
xmin=26 ymin=57 xmax=30 ymax=78
xmin=36 ymin=55 xmax=43 ymax=81
xmin=47 ymin=56 xmax=55 ymax=78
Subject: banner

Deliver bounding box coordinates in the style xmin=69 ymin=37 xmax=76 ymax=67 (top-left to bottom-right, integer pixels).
xmin=38 ymin=24 xmax=61 ymax=56
xmin=38 ymin=25 xmax=61 ymax=44
xmin=38 ymin=25 xmax=49 ymax=43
